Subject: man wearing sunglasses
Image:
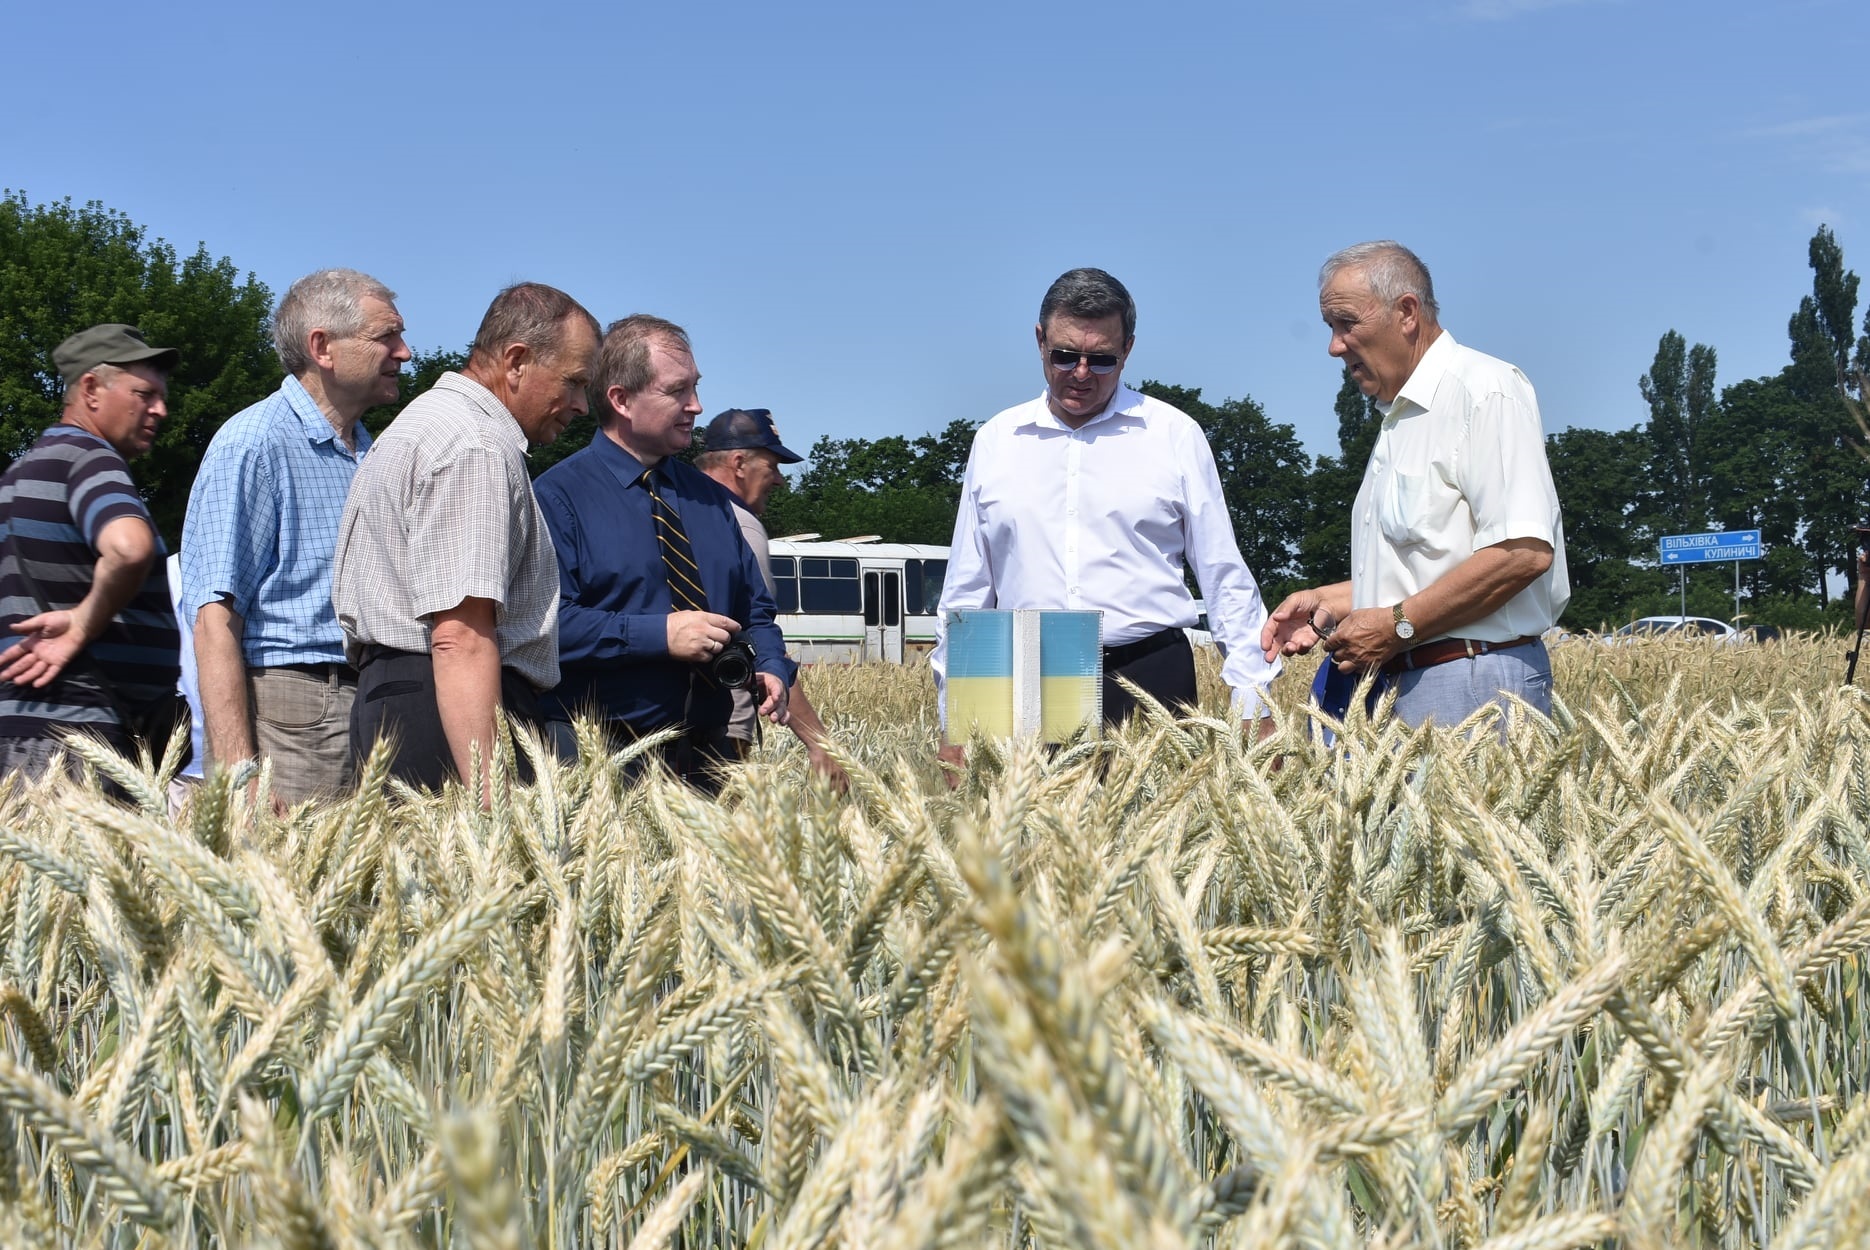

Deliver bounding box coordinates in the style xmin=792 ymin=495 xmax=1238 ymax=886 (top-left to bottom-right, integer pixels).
xmin=932 ymin=267 xmax=1281 ymax=771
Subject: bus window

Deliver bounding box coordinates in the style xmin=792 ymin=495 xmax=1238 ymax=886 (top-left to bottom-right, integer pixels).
xmin=770 ymin=556 xmax=798 ymax=613
xmin=883 ymin=572 xmax=901 ymax=626
xmin=905 ymin=559 xmax=948 ymax=615
xmin=801 ymin=557 xmax=861 ymax=612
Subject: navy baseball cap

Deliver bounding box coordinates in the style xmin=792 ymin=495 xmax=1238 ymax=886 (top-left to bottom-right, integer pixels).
xmin=701 ymin=408 xmax=803 ymax=464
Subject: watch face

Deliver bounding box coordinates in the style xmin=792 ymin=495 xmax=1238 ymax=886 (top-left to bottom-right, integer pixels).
xmin=1396 ymin=619 xmax=1416 ymax=641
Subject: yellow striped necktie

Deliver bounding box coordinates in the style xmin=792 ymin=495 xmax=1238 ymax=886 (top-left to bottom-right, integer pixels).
xmin=641 ymin=469 xmax=707 ymax=613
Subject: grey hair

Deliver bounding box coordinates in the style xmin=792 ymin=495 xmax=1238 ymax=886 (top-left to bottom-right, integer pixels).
xmin=1319 ymin=241 xmax=1439 ymax=317
xmin=594 ymin=314 xmax=692 ymax=423
xmin=274 ymin=268 xmax=398 ymax=375
xmin=468 ymin=283 xmax=600 ymax=370
xmin=1038 ymin=268 xmax=1137 ymax=342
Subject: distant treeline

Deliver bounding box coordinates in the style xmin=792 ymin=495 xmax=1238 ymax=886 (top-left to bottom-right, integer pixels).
xmin=5 ymin=192 xmax=1866 ymax=631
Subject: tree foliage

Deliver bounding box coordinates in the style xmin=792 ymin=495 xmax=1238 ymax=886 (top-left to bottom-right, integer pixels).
xmin=1135 ymin=380 xmax=1312 ymax=602
xmin=0 ymin=192 xmax=277 ymax=543
xmin=1546 ymin=425 xmax=1666 ymax=629
xmin=7 ymin=192 xmax=1870 ymax=633
xmin=762 ymin=419 xmax=975 ymax=544
xmin=1639 ymin=330 xmax=1719 ymax=535
xmin=1299 ymin=370 xmax=1379 ymax=586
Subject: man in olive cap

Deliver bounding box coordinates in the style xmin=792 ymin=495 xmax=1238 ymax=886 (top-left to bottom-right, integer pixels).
xmin=0 ymin=325 xmax=183 ymax=778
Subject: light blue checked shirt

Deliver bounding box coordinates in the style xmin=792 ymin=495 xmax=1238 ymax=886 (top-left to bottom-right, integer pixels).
xmin=181 ymin=375 xmax=371 ymax=666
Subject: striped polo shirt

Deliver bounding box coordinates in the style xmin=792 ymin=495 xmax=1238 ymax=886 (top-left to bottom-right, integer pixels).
xmin=0 ymin=425 xmax=180 ymax=738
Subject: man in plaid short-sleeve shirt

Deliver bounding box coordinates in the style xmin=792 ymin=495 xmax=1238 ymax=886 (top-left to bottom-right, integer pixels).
xmin=333 ymin=283 xmax=598 ymax=798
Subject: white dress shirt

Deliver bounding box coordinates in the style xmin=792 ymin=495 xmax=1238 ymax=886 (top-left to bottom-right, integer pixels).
xmin=1351 ymin=332 xmax=1570 ymax=640
xmin=933 ymin=387 xmax=1281 ymax=719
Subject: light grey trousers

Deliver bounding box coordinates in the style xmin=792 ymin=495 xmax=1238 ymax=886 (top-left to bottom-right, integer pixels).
xmin=1388 ymin=642 xmax=1554 ymax=731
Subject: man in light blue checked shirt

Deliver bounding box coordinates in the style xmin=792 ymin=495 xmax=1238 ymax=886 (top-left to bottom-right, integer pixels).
xmin=181 ymin=269 xmax=410 ymax=806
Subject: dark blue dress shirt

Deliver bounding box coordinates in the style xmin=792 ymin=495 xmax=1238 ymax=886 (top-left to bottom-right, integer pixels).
xmin=534 ymin=434 xmax=796 ymax=733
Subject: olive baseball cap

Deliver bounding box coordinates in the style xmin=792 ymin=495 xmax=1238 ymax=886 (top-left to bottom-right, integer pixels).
xmin=52 ymin=324 xmax=180 ymax=388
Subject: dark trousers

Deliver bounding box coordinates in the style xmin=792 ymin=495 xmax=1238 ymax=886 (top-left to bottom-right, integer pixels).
xmin=1102 ymin=628 xmax=1198 ymax=727
xmin=546 ymin=713 xmax=736 ymax=797
xmin=352 ymin=648 xmax=543 ymax=791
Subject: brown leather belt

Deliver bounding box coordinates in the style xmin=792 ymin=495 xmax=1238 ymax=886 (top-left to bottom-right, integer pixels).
xmin=1381 ymin=634 xmax=1542 ymax=675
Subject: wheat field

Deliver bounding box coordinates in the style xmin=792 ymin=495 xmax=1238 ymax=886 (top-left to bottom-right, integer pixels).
xmin=3 ymin=634 xmax=1869 ymax=1248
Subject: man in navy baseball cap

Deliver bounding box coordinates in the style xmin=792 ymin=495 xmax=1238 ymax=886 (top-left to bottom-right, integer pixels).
xmin=697 ymin=408 xmax=802 ymax=517
xmin=695 ymin=407 xmax=843 ymax=786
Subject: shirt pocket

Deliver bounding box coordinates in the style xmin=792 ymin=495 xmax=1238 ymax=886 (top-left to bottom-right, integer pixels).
xmin=1378 ymin=469 xmax=1451 ymax=549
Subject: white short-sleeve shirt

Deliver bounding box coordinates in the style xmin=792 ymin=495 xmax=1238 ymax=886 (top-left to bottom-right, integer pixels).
xmin=1350 ymin=332 xmax=1570 ymax=642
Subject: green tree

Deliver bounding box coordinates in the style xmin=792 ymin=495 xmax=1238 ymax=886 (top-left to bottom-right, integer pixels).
xmin=1545 ymin=426 xmax=1663 ymax=629
xmin=1782 ymin=227 xmax=1867 ymax=605
xmin=763 ymin=418 xmax=976 ymax=544
xmin=1703 ymin=375 xmax=1811 ymax=602
xmin=1136 ymin=381 xmax=1311 ymax=602
xmin=0 ymin=192 xmax=277 ymax=544
xmin=1800 ymin=225 xmax=1860 ymax=382
xmin=361 ymin=346 xmax=466 ymax=437
xmin=1639 ymin=330 xmax=1718 ymax=534
xmin=1299 ymin=369 xmax=1379 ymax=585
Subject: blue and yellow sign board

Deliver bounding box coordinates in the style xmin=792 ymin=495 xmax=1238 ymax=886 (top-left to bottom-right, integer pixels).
xmin=944 ymin=610 xmax=1103 ymax=744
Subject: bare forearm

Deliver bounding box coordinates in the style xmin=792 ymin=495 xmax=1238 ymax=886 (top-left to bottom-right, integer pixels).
xmin=1402 ymin=541 xmax=1552 ymax=639
xmin=194 ymin=602 xmax=256 ymax=766
xmin=431 ymin=604 xmax=503 ymax=793
xmin=433 ymin=642 xmax=501 ymax=787
xmin=786 ymin=682 xmax=832 ymax=753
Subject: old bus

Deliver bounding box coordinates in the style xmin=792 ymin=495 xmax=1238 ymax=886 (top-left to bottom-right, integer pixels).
xmin=767 ymin=537 xmax=949 ymax=664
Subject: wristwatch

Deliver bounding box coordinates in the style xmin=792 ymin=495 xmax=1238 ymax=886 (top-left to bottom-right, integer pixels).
xmin=1392 ymin=603 xmax=1416 ymax=642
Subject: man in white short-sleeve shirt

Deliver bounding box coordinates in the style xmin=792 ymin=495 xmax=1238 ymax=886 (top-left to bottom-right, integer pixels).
xmin=1262 ymin=241 xmax=1569 ymax=727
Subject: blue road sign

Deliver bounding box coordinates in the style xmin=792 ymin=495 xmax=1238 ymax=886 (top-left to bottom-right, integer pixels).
xmin=1659 ymin=529 xmax=1763 ymax=564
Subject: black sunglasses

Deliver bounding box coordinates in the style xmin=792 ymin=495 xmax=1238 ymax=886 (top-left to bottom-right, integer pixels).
xmin=1047 ymin=347 xmax=1121 ymax=375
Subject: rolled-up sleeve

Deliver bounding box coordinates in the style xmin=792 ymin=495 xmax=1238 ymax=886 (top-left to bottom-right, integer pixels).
xmin=407 ymin=447 xmax=515 ymax=620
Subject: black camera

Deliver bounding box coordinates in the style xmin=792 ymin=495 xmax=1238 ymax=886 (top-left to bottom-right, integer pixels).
xmin=711 ymin=635 xmax=757 ymax=690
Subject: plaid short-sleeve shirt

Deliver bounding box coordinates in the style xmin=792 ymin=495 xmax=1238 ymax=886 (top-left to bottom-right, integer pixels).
xmin=331 ymin=372 xmax=558 ymax=689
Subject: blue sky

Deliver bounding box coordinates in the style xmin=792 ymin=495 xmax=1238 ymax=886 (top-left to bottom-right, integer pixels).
xmin=4 ymin=0 xmax=1867 ymax=461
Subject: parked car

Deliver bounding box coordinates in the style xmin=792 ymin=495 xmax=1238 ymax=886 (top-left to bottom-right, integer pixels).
xmin=1609 ymin=615 xmax=1738 ymax=641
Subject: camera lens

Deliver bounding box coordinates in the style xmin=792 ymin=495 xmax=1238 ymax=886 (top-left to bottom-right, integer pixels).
xmin=711 ymin=637 xmax=756 ymax=689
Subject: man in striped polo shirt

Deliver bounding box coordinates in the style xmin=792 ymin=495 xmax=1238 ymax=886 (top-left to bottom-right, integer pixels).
xmin=0 ymin=324 xmax=182 ymax=779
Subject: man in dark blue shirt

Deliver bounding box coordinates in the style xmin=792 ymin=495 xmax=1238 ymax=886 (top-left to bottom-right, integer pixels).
xmin=534 ymin=314 xmax=793 ymax=791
